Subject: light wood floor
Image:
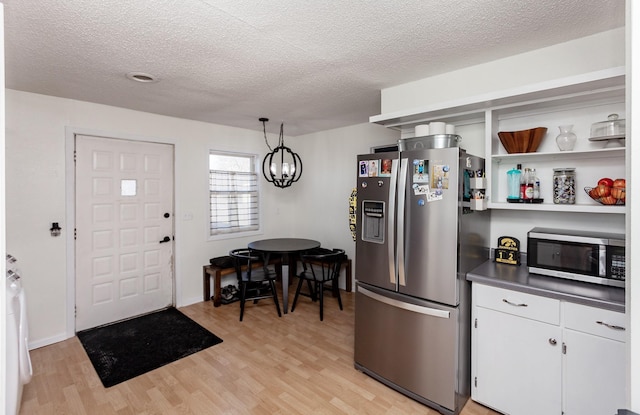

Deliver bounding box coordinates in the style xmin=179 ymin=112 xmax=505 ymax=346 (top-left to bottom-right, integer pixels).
xmin=20 ymin=289 xmax=500 ymax=415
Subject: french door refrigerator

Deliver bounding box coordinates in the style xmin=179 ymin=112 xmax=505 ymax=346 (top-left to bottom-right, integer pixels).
xmin=354 ymin=142 xmax=490 ymax=415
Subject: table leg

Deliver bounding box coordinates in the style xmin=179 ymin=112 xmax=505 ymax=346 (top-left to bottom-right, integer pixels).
xmin=282 ymin=254 xmax=290 ymax=314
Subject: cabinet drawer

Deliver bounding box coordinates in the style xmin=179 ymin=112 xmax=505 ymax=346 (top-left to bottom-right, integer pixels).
xmin=474 ymin=284 xmax=560 ymax=325
xmin=563 ymin=302 xmax=626 ymax=342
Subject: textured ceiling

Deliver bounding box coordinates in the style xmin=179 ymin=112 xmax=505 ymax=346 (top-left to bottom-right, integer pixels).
xmin=2 ymin=0 xmax=625 ymax=136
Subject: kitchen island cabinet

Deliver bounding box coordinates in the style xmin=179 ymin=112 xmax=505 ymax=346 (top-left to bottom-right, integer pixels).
xmin=469 ymin=267 xmax=626 ymax=415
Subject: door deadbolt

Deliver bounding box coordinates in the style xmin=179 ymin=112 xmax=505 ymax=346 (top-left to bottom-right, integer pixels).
xmin=164 ymin=213 xmax=170 ymax=218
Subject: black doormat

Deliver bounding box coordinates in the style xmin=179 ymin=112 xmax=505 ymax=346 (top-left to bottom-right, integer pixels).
xmin=77 ymin=307 xmax=223 ymax=387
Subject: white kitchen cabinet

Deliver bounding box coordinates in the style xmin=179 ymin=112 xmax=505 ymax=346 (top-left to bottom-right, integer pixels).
xmin=471 ymin=283 xmax=627 ymax=415
xmin=370 ymin=66 xmax=626 ymax=214
xmin=472 ymin=284 xmax=562 ymax=415
xmin=562 ymin=302 xmax=626 ymax=415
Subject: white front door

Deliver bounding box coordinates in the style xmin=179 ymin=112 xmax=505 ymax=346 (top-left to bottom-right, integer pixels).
xmin=75 ymin=135 xmax=174 ymax=331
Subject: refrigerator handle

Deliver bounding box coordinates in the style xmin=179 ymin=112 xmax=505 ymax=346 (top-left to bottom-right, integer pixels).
xmin=388 ymin=158 xmax=400 ymax=285
xmin=359 ymin=286 xmax=450 ymax=319
xmin=396 ymin=158 xmax=407 ymax=286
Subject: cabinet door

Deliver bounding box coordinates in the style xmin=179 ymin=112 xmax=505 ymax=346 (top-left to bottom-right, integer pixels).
xmin=474 ymin=306 xmax=562 ymax=415
xmin=563 ymin=328 xmax=625 ymax=415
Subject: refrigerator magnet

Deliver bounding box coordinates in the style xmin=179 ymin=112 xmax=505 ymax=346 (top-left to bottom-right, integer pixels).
xmin=359 ymin=161 xmax=368 ymax=177
xmin=431 ymin=164 xmax=450 ymax=189
xmin=379 ymin=159 xmax=392 ymax=177
xmin=413 ymin=184 xmax=429 ymax=195
xmin=368 ymin=160 xmax=379 ymax=177
xmin=426 ymin=188 xmax=443 ymax=202
xmin=412 ymin=160 xmax=429 ymax=183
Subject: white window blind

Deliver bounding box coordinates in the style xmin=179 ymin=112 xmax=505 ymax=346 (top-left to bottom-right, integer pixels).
xmin=209 ymin=152 xmax=259 ymax=236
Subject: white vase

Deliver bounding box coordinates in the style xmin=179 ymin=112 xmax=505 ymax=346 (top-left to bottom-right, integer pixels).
xmin=556 ymin=125 xmax=577 ymax=151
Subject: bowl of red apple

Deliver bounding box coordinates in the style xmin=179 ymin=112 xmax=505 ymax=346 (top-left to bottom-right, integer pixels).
xmin=585 ymin=178 xmax=625 ymax=205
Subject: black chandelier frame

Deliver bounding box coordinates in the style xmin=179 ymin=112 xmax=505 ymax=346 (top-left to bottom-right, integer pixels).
xmin=260 ymin=118 xmax=303 ymax=189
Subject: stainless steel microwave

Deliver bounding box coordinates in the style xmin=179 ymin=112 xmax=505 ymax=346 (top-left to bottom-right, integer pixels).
xmin=527 ymin=227 xmax=625 ymax=288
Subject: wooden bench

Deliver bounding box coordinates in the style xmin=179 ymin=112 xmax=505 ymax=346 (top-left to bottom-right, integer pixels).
xmin=203 ymin=256 xmax=352 ymax=307
xmin=203 ymin=259 xmax=283 ymax=307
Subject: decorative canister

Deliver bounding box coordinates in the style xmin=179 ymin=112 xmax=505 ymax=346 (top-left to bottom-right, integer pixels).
xmin=553 ymin=168 xmax=576 ymax=204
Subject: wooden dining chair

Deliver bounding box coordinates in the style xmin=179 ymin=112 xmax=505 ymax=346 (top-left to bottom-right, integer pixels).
xmin=229 ymin=248 xmax=282 ymax=321
xmin=291 ymin=248 xmax=345 ymax=321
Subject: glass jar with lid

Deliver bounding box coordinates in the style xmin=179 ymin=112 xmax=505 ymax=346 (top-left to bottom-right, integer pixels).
xmin=553 ymin=168 xmax=576 ymax=204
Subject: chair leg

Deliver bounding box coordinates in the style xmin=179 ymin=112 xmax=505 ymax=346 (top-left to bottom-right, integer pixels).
xmin=239 ymin=283 xmax=247 ymax=322
xmin=335 ymin=282 xmax=343 ymax=310
xmin=317 ymin=281 xmax=324 ymax=321
xmin=269 ymin=279 xmax=282 ymax=317
xmin=307 ymin=280 xmax=316 ymax=301
xmin=290 ymin=276 xmax=305 ymax=313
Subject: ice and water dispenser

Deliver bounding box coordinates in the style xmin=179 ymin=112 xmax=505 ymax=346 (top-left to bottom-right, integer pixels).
xmin=362 ymin=201 xmax=385 ymax=243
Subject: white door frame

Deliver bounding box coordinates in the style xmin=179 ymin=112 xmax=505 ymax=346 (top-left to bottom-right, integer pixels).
xmin=64 ymin=127 xmax=178 ymax=338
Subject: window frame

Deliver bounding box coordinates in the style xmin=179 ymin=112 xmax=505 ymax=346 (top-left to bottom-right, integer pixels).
xmin=207 ymin=149 xmax=262 ymax=241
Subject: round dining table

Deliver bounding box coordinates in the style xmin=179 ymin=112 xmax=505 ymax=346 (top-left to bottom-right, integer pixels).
xmin=248 ymin=238 xmax=320 ymax=314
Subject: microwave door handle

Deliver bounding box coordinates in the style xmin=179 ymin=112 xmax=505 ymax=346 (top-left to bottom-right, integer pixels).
xmin=599 ymin=245 xmax=606 ymax=277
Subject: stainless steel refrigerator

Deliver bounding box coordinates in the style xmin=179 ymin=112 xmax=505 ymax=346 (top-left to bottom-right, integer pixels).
xmin=354 ymin=140 xmax=490 ymax=415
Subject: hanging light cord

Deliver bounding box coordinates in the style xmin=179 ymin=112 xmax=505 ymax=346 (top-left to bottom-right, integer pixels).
xmin=262 ymin=119 xmax=273 ymax=152
xmin=262 ymin=119 xmax=286 ymax=151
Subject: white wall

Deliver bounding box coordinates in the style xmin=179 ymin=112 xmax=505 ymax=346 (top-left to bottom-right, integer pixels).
xmin=381 ymin=28 xmax=625 ymax=115
xmin=294 ymin=123 xmax=399 ymax=264
xmin=627 ymin=1 xmax=639 ymax=410
xmin=1 ymin=3 xmax=7 ymax=410
xmin=5 ymin=90 xmax=297 ymax=346
xmin=4 ymin=90 xmax=398 ymax=348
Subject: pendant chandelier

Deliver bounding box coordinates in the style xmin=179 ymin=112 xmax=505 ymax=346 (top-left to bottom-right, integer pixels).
xmin=260 ymin=118 xmax=303 ymax=188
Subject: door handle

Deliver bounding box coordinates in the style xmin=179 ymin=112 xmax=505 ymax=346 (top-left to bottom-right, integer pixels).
xmin=596 ymin=321 xmax=625 ymax=331
xmin=502 ymin=298 xmax=528 ymax=307
xmin=159 ymin=236 xmax=171 ymax=243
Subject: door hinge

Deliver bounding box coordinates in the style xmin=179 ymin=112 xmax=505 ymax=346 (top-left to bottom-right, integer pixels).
xmin=74 ymin=228 xmax=77 ymax=240
xmin=474 ymin=318 xmax=477 ymax=328
xmin=562 ymin=342 xmax=567 ymax=354
xmin=474 ymin=376 xmax=477 ymax=387
xmin=74 ymin=305 xmax=77 ymax=317
xmin=74 ymin=150 xmax=77 ymax=163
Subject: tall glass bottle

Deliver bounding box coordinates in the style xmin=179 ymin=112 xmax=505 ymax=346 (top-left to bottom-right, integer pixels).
xmin=522 ymin=168 xmax=534 ymax=200
xmin=531 ymin=168 xmax=540 ymax=199
xmin=507 ymin=165 xmax=521 ymax=200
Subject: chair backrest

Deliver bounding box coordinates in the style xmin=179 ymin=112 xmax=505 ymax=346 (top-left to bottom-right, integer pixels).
xmin=300 ymin=248 xmax=345 ymax=282
xmin=229 ymin=248 xmax=267 ymax=282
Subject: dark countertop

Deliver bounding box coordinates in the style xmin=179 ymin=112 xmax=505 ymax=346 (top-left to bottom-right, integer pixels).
xmin=466 ymin=259 xmax=625 ymax=313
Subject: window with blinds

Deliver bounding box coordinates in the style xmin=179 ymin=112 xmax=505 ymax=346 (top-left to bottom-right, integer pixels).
xmin=209 ymin=152 xmax=260 ymax=236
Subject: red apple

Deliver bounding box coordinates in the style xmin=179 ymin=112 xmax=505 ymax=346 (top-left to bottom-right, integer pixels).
xmin=613 ymin=178 xmax=626 ymax=188
xmin=595 ymin=184 xmax=611 ymax=198
xmin=611 ymin=187 xmax=625 ymax=200
xmin=598 ymin=177 xmax=614 ymax=187
xmin=600 ymin=195 xmax=618 ymax=205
